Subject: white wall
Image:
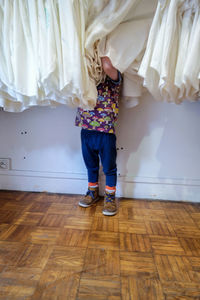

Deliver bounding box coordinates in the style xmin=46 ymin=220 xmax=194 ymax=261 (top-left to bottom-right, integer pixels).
xmin=0 ymin=92 xmax=200 ymax=202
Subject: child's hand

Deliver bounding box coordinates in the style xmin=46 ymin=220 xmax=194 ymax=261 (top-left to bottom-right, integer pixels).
xmin=101 ymin=56 xmax=118 ymax=81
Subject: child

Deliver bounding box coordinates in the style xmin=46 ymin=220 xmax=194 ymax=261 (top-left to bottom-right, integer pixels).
xmin=75 ymin=56 xmax=122 ymax=216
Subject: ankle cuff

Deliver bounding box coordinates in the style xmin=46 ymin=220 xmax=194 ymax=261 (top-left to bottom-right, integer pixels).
xmin=105 ymin=185 xmax=116 ymax=193
xmin=88 ymin=182 xmax=99 ymax=188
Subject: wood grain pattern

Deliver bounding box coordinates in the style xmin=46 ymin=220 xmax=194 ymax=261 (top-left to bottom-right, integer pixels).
xmin=0 ymin=190 xmax=200 ymax=299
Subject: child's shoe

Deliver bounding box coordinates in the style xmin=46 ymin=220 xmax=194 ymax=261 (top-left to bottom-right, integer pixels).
xmin=79 ymin=187 xmax=100 ymax=207
xmin=102 ymin=191 xmax=117 ymax=216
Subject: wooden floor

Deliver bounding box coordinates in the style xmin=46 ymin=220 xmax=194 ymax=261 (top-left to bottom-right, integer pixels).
xmin=0 ymin=191 xmax=200 ymax=299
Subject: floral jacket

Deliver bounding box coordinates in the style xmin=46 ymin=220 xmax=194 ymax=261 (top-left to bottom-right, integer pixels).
xmin=75 ymin=72 xmax=122 ymax=134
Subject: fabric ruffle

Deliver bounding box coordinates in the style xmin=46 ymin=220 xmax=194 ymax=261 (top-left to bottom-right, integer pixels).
xmin=0 ymin=0 xmax=137 ymax=112
xmin=138 ymin=0 xmax=200 ymax=104
xmin=0 ymin=0 xmax=199 ymax=112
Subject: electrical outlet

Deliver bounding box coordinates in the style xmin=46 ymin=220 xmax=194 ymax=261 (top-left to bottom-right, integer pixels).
xmin=0 ymin=158 xmax=10 ymax=170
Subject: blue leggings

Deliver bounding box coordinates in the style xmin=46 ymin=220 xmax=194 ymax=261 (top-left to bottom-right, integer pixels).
xmin=81 ymin=129 xmax=117 ymax=187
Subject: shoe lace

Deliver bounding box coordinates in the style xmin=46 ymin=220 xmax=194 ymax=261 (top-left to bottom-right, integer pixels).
xmin=86 ymin=189 xmax=95 ymax=199
xmin=105 ymin=193 xmax=115 ymax=203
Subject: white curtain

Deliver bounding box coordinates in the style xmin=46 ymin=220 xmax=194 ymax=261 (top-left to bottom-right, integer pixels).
xmin=0 ymin=0 xmax=199 ymax=112
xmin=0 ymin=0 xmax=136 ymax=112
xmin=138 ymin=0 xmax=200 ymax=104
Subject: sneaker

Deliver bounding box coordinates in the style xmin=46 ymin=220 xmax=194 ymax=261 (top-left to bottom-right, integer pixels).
xmin=79 ymin=187 xmax=100 ymax=207
xmin=102 ymin=191 xmax=117 ymax=216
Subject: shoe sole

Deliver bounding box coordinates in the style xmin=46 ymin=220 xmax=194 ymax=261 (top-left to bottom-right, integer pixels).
xmin=79 ymin=197 xmax=100 ymax=208
xmin=102 ymin=210 xmax=117 ymax=216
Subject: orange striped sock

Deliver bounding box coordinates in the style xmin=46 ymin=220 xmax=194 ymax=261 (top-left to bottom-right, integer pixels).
xmin=105 ymin=185 xmax=116 ymax=193
xmin=88 ymin=182 xmax=99 ymax=188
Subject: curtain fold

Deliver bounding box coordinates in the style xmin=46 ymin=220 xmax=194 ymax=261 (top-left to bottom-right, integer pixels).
xmin=138 ymin=0 xmax=200 ymax=104
xmin=0 ymin=0 xmax=199 ymax=112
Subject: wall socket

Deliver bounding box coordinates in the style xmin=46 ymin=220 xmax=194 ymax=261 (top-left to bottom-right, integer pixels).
xmin=0 ymin=158 xmax=10 ymax=170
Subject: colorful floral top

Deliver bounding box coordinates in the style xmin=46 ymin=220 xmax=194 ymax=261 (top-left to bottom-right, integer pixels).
xmin=75 ymin=72 xmax=122 ymax=134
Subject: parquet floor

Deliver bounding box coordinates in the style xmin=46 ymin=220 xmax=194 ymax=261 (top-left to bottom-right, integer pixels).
xmin=0 ymin=191 xmax=200 ymax=300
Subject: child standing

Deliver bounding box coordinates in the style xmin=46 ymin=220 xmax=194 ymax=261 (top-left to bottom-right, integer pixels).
xmin=75 ymin=56 xmax=122 ymax=216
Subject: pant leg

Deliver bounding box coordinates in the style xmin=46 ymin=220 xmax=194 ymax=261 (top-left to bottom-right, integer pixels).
xmin=81 ymin=129 xmax=99 ymax=183
xmin=99 ymin=133 xmax=117 ymax=187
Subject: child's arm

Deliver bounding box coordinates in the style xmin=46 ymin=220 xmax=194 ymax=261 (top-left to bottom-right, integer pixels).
xmin=101 ymin=56 xmax=118 ymax=81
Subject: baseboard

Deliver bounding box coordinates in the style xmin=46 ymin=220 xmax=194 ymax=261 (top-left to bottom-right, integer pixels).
xmin=0 ymin=170 xmax=200 ymax=202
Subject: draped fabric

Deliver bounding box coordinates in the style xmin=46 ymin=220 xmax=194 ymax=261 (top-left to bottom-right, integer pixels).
xmin=0 ymin=0 xmax=199 ymax=112
xmin=85 ymin=0 xmax=137 ymax=86
xmin=102 ymin=0 xmax=158 ymax=107
xmin=0 ymin=0 xmax=136 ymax=112
xmin=138 ymin=0 xmax=200 ymax=103
xmin=0 ymin=0 xmax=97 ymax=111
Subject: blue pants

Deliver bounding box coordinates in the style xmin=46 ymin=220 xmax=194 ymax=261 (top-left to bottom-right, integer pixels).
xmin=81 ymin=129 xmax=117 ymax=187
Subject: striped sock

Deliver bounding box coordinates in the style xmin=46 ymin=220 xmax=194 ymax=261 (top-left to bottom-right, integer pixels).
xmin=105 ymin=185 xmax=116 ymax=193
xmin=88 ymin=182 xmax=99 ymax=189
